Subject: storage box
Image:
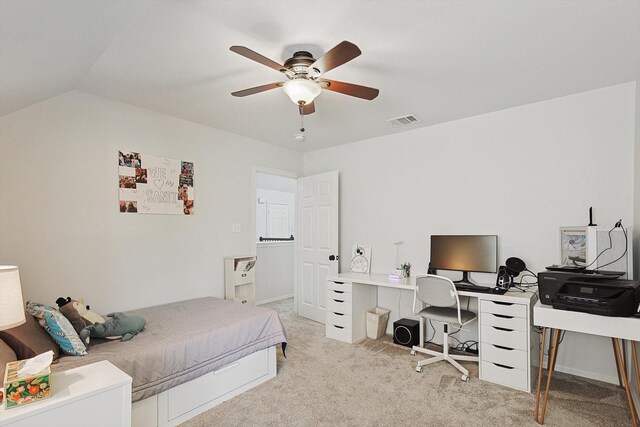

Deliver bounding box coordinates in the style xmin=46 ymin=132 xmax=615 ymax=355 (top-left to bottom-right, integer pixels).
xmin=3 ymin=360 xmax=52 ymax=409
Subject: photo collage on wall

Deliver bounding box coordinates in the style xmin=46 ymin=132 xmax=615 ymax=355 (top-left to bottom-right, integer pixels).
xmin=118 ymin=151 xmax=194 ymax=215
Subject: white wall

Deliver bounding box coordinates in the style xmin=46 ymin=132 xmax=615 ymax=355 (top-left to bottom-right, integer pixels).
xmin=0 ymin=90 xmax=303 ymax=313
xmin=256 ymin=172 xmax=297 ymax=193
xmin=255 ymin=242 xmax=294 ymax=304
xmin=635 ymin=77 xmax=640 ymax=304
xmin=304 ymin=82 xmax=636 ymax=383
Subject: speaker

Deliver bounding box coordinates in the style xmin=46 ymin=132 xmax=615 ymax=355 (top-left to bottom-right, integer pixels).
xmin=496 ymin=265 xmax=514 ymax=289
xmin=393 ymin=318 xmax=420 ymax=347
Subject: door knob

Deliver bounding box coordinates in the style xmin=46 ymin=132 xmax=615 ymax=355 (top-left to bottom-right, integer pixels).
xmin=329 ymin=255 xmax=335 ymax=261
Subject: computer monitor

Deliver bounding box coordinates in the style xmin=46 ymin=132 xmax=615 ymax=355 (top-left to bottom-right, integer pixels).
xmin=430 ymin=235 xmax=498 ymax=285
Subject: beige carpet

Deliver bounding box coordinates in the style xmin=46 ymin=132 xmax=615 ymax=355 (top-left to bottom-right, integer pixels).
xmin=182 ymin=299 xmax=632 ymax=427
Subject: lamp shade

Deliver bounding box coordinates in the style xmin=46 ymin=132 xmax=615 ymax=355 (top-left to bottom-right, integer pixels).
xmin=282 ymin=79 xmax=322 ymax=105
xmin=0 ymin=266 xmax=26 ymax=331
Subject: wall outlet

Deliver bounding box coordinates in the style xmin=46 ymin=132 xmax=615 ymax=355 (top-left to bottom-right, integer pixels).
xmin=232 ymin=223 xmax=241 ymax=233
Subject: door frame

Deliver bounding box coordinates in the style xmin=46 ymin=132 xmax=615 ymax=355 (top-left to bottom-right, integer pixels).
xmin=251 ymin=166 xmax=299 ymax=310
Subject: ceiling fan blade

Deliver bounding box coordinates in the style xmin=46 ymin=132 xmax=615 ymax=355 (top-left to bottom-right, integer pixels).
xmin=309 ymin=41 xmax=362 ymax=74
xmin=319 ymin=79 xmax=379 ymax=100
xmin=231 ymin=82 xmax=281 ymax=97
xmin=230 ymin=46 xmax=286 ymax=73
xmin=302 ymin=102 xmax=315 ymax=115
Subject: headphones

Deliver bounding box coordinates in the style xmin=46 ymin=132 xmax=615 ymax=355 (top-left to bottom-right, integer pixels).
xmin=505 ymin=257 xmax=526 ymax=276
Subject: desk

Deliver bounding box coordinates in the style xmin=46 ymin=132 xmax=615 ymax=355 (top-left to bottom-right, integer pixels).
xmin=325 ymin=273 xmax=538 ymax=392
xmin=533 ymin=301 xmax=640 ymax=425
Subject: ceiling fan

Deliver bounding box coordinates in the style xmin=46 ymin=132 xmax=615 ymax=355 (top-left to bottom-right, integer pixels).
xmin=230 ymin=41 xmax=379 ymax=132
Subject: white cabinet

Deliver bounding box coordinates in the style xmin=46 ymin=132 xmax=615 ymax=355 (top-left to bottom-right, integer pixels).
xmin=224 ymin=256 xmax=256 ymax=305
xmin=479 ymin=297 xmax=539 ymax=392
xmin=0 ymin=361 xmax=131 ymax=427
xmin=325 ymin=279 xmax=377 ymax=344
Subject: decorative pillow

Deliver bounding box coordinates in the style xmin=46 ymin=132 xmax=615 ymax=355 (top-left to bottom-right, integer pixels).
xmin=0 ymin=338 xmax=17 ymax=381
xmin=0 ymin=312 xmax=59 ymax=360
xmin=25 ymin=302 xmax=87 ymax=356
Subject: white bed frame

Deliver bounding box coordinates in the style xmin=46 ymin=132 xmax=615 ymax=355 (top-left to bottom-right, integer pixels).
xmin=131 ymin=346 xmax=277 ymax=426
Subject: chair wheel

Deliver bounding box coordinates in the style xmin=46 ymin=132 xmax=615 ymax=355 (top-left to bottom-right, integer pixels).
xmin=410 ymin=350 xmax=416 ymax=356
xmin=461 ymin=374 xmax=469 ymax=382
xmin=416 ymin=366 xmax=423 ymax=373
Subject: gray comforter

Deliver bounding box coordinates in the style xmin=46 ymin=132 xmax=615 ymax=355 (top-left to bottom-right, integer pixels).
xmin=51 ymin=297 xmax=287 ymax=401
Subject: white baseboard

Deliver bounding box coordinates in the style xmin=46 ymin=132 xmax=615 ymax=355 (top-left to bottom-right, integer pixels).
xmin=542 ymin=355 xmax=619 ymax=385
xmin=256 ymin=294 xmax=294 ymax=306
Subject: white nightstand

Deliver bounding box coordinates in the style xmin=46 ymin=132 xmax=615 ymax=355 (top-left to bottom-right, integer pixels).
xmin=0 ymin=360 xmax=132 ymax=427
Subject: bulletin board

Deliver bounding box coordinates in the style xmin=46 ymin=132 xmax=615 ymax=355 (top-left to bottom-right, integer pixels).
xmin=118 ymin=151 xmax=194 ymax=215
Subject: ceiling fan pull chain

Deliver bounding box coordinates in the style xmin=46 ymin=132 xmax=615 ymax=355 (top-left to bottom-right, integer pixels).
xmin=299 ymin=103 xmax=305 ymax=133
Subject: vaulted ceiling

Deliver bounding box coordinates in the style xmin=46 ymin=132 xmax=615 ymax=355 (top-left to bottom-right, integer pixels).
xmin=1 ymin=0 xmax=639 ymax=152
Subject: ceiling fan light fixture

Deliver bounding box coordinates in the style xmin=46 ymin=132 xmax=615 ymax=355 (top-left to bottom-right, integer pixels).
xmin=282 ymin=79 xmax=321 ymax=105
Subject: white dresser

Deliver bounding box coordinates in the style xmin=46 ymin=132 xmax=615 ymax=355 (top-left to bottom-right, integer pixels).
xmin=0 ymin=360 xmax=132 ymax=427
xmin=325 ymin=273 xmax=539 ymax=392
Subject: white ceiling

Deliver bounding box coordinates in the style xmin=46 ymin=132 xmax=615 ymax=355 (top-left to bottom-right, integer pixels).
xmin=1 ymin=0 xmax=639 ymax=152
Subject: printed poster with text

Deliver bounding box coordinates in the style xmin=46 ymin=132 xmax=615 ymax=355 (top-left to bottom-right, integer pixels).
xmin=118 ymin=151 xmax=194 ymax=215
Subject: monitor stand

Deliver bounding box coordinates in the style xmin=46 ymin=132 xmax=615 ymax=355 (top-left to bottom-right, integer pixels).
xmin=454 ymin=271 xmax=478 ymax=286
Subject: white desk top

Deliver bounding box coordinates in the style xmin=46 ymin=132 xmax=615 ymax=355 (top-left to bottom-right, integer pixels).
xmin=0 ymin=360 xmax=131 ymax=425
xmin=534 ymin=300 xmax=640 ymax=341
xmin=327 ymin=272 xmax=537 ymax=305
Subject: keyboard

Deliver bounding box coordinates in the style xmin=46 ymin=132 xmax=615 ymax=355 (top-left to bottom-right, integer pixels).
xmin=455 ymin=284 xmax=508 ymax=295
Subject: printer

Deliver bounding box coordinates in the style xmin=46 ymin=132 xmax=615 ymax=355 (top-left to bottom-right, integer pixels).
xmin=539 ymin=271 xmax=640 ymax=317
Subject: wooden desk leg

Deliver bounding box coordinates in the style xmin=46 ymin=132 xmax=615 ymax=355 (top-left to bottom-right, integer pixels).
xmin=540 ymin=328 xmax=561 ymax=425
xmin=534 ymin=327 xmax=547 ymax=422
xmin=613 ymin=338 xmax=638 ymax=427
xmin=614 ymin=338 xmax=624 ymax=387
xmin=632 ymin=341 xmax=640 ymax=394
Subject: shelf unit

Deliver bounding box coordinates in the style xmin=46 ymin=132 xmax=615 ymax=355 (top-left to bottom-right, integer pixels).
xmin=224 ymin=256 xmax=256 ymax=305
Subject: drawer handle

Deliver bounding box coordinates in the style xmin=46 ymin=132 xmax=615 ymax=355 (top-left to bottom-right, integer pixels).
xmin=493 ymin=362 xmax=514 ymax=370
xmin=492 ymin=326 xmax=514 ymax=332
xmin=492 ymin=344 xmax=514 ymax=351
xmin=333 ymin=290 xmax=345 ymax=294
xmin=333 ymin=281 xmax=345 ymax=284
xmin=333 ymin=299 xmax=344 ymax=303
xmin=241 ymin=273 xmax=247 ymax=277
xmin=492 ymin=314 xmax=513 ymax=319
xmin=492 ymin=301 xmax=513 ymax=306
xmin=333 ymin=312 xmax=344 ymax=316
xmin=334 ymin=325 xmax=344 ymax=329
xmin=214 ymin=362 xmax=240 ymax=375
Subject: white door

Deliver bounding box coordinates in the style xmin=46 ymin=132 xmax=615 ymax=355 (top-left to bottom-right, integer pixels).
xmin=296 ymin=171 xmax=339 ymax=323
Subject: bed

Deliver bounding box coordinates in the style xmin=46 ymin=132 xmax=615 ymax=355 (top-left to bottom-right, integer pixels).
xmin=51 ymin=297 xmax=287 ymax=426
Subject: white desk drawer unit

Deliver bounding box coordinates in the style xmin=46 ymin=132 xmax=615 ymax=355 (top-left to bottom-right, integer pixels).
xmin=327 ymin=297 xmax=352 ymax=315
xmin=327 ymin=311 xmax=351 ymax=328
xmin=325 ymin=278 xmax=378 ymax=344
xmin=326 ymin=280 xmax=354 ymax=343
xmin=328 ymin=289 xmax=352 ymax=301
xmin=479 ymin=298 xmax=533 ymax=392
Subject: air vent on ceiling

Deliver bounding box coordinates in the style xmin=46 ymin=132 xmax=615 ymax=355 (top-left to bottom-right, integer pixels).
xmin=387 ymin=114 xmax=421 ymax=127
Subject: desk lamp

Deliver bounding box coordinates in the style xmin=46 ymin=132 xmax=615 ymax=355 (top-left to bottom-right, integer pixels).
xmin=0 ymin=266 xmax=26 ymax=331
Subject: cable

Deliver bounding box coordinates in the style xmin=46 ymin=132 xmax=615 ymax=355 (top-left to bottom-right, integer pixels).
xmin=581 ymin=222 xmax=617 ymax=269
xmin=594 ymin=223 xmax=628 ymax=270
xmin=423 ymin=319 xmax=436 ymax=344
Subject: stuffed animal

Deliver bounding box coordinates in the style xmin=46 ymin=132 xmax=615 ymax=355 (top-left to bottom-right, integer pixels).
xmin=56 ymin=297 xmax=105 ymax=334
xmin=79 ymin=312 xmax=146 ymax=344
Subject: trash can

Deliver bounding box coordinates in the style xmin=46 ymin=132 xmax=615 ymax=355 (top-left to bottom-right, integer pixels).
xmin=366 ymin=307 xmax=391 ymax=339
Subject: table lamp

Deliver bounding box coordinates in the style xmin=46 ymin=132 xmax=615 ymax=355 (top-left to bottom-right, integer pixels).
xmin=0 ymin=265 xmax=26 ymax=331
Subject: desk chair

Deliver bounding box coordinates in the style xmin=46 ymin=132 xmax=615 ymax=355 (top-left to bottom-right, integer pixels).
xmin=410 ymin=274 xmax=479 ymax=381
